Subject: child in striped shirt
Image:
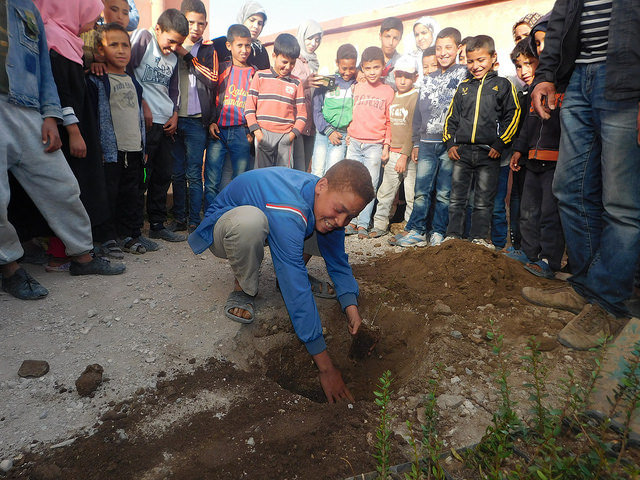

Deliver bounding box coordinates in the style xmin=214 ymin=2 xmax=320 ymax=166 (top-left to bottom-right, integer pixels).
xmin=245 ymin=33 xmax=306 ymax=168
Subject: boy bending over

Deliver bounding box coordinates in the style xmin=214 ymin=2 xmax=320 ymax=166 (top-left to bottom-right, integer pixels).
xmin=189 ymin=160 xmax=374 ymax=403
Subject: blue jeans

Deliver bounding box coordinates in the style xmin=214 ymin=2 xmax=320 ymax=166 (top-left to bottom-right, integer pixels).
xmin=205 ymin=125 xmax=251 ymax=210
xmin=491 ymin=165 xmax=510 ymax=249
xmin=447 ymin=145 xmax=500 ymax=239
xmin=346 ymin=140 xmax=382 ymax=229
xmin=553 ymin=64 xmax=640 ymax=317
xmin=405 ymin=142 xmax=452 ymax=235
xmin=171 ymin=117 xmax=207 ymax=226
xmin=311 ymin=131 xmax=348 ymax=177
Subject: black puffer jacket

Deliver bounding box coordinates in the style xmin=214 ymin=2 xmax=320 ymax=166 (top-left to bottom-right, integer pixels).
xmin=533 ymin=0 xmax=640 ymax=101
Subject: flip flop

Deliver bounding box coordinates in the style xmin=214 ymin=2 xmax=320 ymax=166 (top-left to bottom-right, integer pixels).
xmin=224 ymin=290 xmax=255 ymax=324
xmin=308 ymin=274 xmax=337 ymax=299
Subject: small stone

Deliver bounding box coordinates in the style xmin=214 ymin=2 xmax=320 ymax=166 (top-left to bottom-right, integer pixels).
xmin=450 ymin=376 xmax=461 ymax=384
xmin=80 ymin=326 xmax=91 ymax=335
xmin=536 ymin=337 xmax=558 ymax=352
xmin=0 ymin=459 xmax=13 ymax=473
xmin=246 ymin=437 xmax=255 ymax=447
xmin=18 ymin=360 xmax=49 ymax=378
xmin=433 ymin=300 xmax=453 ymax=315
xmin=145 ymin=357 xmax=156 ymax=364
xmin=39 ymin=411 xmax=48 ymax=419
xmin=450 ymin=330 xmax=463 ymax=339
xmin=188 ymin=358 xmax=196 ymax=365
xmin=436 ymin=394 xmax=465 ymax=409
xmin=465 ymin=368 xmax=473 ymax=375
xmin=51 ymin=438 xmax=75 ymax=449
xmin=87 ymin=309 xmax=97 ymax=318
xmin=470 ymin=335 xmax=484 ymax=344
xmin=348 ymin=403 xmax=354 ymax=409
xmin=564 ymin=355 xmax=574 ymax=362
xmin=75 ymin=364 xmax=103 ymax=397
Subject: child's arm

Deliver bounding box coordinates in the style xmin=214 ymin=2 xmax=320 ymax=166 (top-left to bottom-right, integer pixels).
xmin=126 ymin=30 xmax=151 ymax=76
xmin=245 ymin=72 xmax=261 ymax=141
xmin=312 ymin=88 xmax=331 ymax=135
xmin=34 ymin=7 xmax=62 ymax=123
xmin=411 ymin=97 xmax=422 ymax=162
xmin=163 ymin=64 xmax=180 ymax=135
xmin=381 ymin=93 xmax=392 ymax=162
xmin=291 ymin=80 xmax=307 ymax=140
xmin=493 ymin=80 xmax=521 ymax=154
xmin=178 ymin=45 xmax=219 ymax=91
xmin=443 ymin=89 xmax=462 ymax=159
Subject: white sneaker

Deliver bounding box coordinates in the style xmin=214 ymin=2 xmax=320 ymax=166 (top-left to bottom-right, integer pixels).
xmin=429 ymin=232 xmax=444 ymax=247
xmin=471 ymin=238 xmax=495 ymax=250
xmin=442 ymin=236 xmax=456 ymax=243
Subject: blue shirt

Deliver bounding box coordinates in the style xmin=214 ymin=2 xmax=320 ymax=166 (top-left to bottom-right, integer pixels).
xmin=189 ymin=168 xmax=359 ymax=355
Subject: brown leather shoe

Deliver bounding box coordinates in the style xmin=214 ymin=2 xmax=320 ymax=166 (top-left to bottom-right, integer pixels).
xmin=521 ymin=285 xmax=588 ymax=314
xmin=557 ymin=303 xmax=627 ymax=350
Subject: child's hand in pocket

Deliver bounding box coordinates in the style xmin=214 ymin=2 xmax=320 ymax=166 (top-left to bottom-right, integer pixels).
xmin=254 ymin=129 xmax=263 ymax=144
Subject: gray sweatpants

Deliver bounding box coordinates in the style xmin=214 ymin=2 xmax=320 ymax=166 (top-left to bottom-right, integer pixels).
xmin=254 ymin=129 xmax=304 ymax=170
xmin=0 ymin=99 xmax=93 ymax=264
xmin=210 ymin=205 xmax=320 ymax=295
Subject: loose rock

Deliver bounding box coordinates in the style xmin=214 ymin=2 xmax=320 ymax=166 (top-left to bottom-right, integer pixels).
xmin=436 ymin=394 xmax=465 ymax=410
xmin=0 ymin=459 xmax=13 ymax=473
xmin=433 ymin=300 xmax=453 ymax=315
xmin=75 ymin=364 xmax=104 ymax=397
xmin=18 ymin=360 xmax=50 ymax=378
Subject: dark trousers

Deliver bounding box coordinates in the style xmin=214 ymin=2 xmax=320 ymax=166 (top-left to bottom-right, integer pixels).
xmin=510 ymin=167 xmax=526 ymax=249
xmin=104 ymin=151 xmax=144 ymax=239
xmin=447 ymin=145 xmax=500 ymax=240
xmin=143 ymin=124 xmax=175 ymax=228
xmin=520 ymin=167 xmax=565 ymax=271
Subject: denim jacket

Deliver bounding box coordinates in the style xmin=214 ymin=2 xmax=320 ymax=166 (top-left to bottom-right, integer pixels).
xmin=86 ymin=73 xmax=145 ymax=163
xmin=4 ymin=0 xmax=62 ymax=119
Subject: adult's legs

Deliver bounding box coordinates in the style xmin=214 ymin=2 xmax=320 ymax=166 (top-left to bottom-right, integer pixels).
xmin=520 ymin=169 xmax=543 ymax=262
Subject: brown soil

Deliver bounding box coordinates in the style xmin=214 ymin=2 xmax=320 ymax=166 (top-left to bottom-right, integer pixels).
xmin=7 ymin=240 xmax=598 ymax=480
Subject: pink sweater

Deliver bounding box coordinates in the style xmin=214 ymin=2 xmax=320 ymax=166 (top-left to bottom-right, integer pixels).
xmin=347 ymin=81 xmax=394 ymax=145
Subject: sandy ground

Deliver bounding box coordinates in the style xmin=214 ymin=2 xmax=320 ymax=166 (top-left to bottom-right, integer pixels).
xmin=0 ymin=235 xmax=387 ymax=461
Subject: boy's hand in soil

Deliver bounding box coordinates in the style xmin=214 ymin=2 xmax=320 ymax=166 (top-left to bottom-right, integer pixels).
xmin=42 ymin=117 xmax=62 ymax=153
xmin=345 ymin=305 xmax=362 ymax=335
xmin=313 ymin=350 xmax=355 ymax=403
xmin=488 ymin=147 xmax=501 ymax=159
xmin=411 ymin=146 xmax=419 ymax=163
xmin=448 ymin=145 xmax=460 ymax=161
xmin=328 ymin=131 xmax=343 ymax=146
xmin=164 ymin=112 xmax=178 ymax=136
xmin=67 ymin=124 xmax=87 ymax=158
xmin=395 ymin=154 xmax=407 ymax=174
xmin=510 ymin=151 xmax=522 ymax=171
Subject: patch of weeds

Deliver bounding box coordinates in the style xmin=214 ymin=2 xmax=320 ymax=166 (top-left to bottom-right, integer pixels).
xmin=374 ymin=370 xmax=394 ymax=480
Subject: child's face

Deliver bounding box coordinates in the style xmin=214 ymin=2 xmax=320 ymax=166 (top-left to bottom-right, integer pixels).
xmin=185 ymin=12 xmax=207 ymax=44
xmin=458 ymin=45 xmax=467 ymax=64
xmin=244 ymin=14 xmax=264 ymax=41
xmin=514 ymin=54 xmax=538 ymax=85
xmin=336 ymin=58 xmax=357 ymax=81
xmin=227 ymin=36 xmax=252 ymax=65
xmin=102 ymin=0 xmax=129 ymax=29
xmin=413 ymin=24 xmax=433 ymax=51
xmin=98 ymin=29 xmax=131 ymax=71
xmin=466 ymin=47 xmax=496 ymax=79
xmin=313 ymin=178 xmax=366 ymax=234
xmin=380 ymin=28 xmax=402 ymax=59
xmin=534 ymin=30 xmax=546 ymax=56
xmin=422 ymin=55 xmax=438 ymax=76
xmin=305 ymin=34 xmax=321 ymax=55
xmin=514 ymin=23 xmax=531 ymax=43
xmin=361 ymin=59 xmax=384 ymax=84
xmin=435 ymin=36 xmax=459 ymax=70
xmin=154 ymin=26 xmax=186 ymax=55
xmin=272 ymin=53 xmax=296 ymax=77
xmin=394 ymin=71 xmax=416 ymax=94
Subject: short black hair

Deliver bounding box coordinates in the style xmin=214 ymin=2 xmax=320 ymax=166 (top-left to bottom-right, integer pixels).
xmin=422 ymin=46 xmax=436 ymax=58
xmin=97 ymin=22 xmax=130 ymax=46
xmin=227 ymin=24 xmax=251 ymax=43
xmin=324 ymin=160 xmax=375 ymax=205
xmin=157 ymin=8 xmax=189 ymax=36
xmin=466 ymin=35 xmax=495 ymax=56
xmin=337 ymin=43 xmax=357 ymax=61
xmin=380 ymin=17 xmax=403 ymax=35
xmin=460 ymin=35 xmax=472 ymax=46
xmin=510 ymin=37 xmax=537 ymax=63
xmin=273 ymin=33 xmax=300 ymax=59
xmin=436 ymin=27 xmax=461 ymax=45
xmin=361 ymin=46 xmax=384 ymax=64
xmin=180 ymin=0 xmax=206 ymax=18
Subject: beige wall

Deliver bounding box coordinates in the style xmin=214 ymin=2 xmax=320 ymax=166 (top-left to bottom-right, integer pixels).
xmin=262 ymin=0 xmax=554 ymax=76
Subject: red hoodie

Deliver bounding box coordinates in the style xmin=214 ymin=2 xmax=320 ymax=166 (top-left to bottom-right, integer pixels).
xmin=347 ymin=80 xmax=394 ymax=144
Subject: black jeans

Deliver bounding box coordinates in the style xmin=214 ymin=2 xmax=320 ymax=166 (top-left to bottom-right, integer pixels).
xmin=520 ymin=167 xmax=565 ymax=271
xmin=104 ymin=151 xmax=144 ymax=239
xmin=143 ymin=124 xmax=176 ymax=228
xmin=446 ymin=145 xmax=500 ymax=240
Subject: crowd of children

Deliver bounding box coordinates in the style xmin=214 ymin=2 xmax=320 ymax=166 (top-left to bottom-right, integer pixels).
xmin=2 ymin=0 xmax=638 ymax=340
